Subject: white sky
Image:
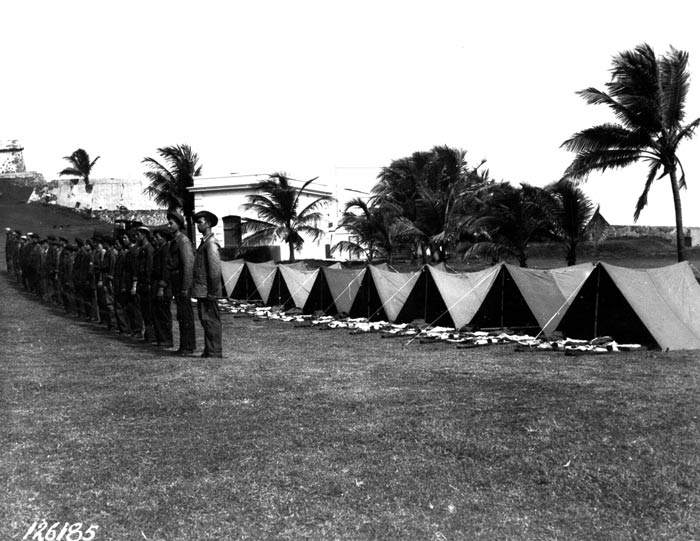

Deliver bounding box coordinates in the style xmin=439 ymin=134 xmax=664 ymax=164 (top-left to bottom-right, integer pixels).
xmin=2 ymin=0 xmax=699 ymax=226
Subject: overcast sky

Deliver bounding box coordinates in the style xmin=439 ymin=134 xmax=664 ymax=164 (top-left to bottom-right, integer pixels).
xmin=3 ymin=0 xmax=699 ymax=226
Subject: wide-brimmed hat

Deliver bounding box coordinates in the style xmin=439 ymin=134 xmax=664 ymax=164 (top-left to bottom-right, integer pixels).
xmin=193 ymin=210 xmax=218 ymax=227
xmin=153 ymin=225 xmax=173 ymax=239
xmin=167 ymin=211 xmax=186 ymax=229
xmin=135 ymin=225 xmax=152 ymax=238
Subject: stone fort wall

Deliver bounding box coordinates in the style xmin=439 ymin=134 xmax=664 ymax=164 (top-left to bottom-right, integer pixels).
xmin=0 ymin=140 xmax=26 ymax=174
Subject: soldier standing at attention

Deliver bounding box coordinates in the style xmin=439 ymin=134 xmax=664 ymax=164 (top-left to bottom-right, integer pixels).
xmin=192 ymin=210 xmax=223 ymax=358
xmin=124 ymin=230 xmax=145 ymax=339
xmin=151 ymin=226 xmax=174 ymax=348
xmin=167 ymin=211 xmax=196 ymax=355
xmin=113 ymin=233 xmax=132 ymax=335
xmin=135 ymin=226 xmax=156 ymax=344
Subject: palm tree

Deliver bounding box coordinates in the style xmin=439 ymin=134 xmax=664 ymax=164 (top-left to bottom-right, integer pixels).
xmin=544 ymin=180 xmax=595 ymax=266
xmin=561 ymin=43 xmax=700 ymax=262
xmin=241 ymin=172 xmax=335 ymax=262
xmin=373 ymin=146 xmax=488 ymax=262
xmin=332 ymin=197 xmax=420 ymax=264
xmin=59 ymin=149 xmax=100 ymax=192
xmin=142 ymin=144 xmax=202 ymax=240
xmin=465 ymin=182 xmax=550 ymax=267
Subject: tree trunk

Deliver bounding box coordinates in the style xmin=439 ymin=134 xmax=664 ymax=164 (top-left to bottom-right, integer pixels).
xmin=185 ymin=214 xmax=196 ymax=245
xmin=566 ymin=241 xmax=577 ymax=266
xmin=288 ymin=240 xmax=296 ymax=262
xmin=669 ymin=168 xmax=687 ymax=262
xmin=421 ymin=244 xmax=429 ymax=265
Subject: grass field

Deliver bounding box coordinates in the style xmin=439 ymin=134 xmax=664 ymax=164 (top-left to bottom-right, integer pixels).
xmin=1 ymin=271 xmax=700 ymax=540
xmin=2 ymin=180 xmax=700 ymax=539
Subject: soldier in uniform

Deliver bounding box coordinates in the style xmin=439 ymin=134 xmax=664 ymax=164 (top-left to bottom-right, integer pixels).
xmin=99 ymin=235 xmax=118 ymax=331
xmin=60 ymin=242 xmax=78 ymax=315
xmin=84 ymin=238 xmax=99 ymax=321
xmin=192 ymin=210 xmax=223 ymax=358
xmin=5 ymin=228 xmax=14 ymax=275
xmin=151 ymin=226 xmax=174 ymax=348
xmin=167 ymin=211 xmax=196 ymax=354
xmin=37 ymin=237 xmax=50 ymax=302
xmin=11 ymin=231 xmax=24 ymax=282
xmin=57 ymin=237 xmax=72 ymax=314
xmin=124 ymin=230 xmax=144 ymax=338
xmin=72 ymin=238 xmax=87 ymax=317
xmin=46 ymin=236 xmax=61 ymax=305
xmin=135 ymin=226 xmax=155 ymax=343
xmin=92 ymin=235 xmax=107 ymax=326
xmin=113 ymin=233 xmax=132 ymax=334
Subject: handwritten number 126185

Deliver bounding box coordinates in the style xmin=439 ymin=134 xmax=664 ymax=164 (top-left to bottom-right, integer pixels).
xmin=22 ymin=521 xmax=99 ymax=541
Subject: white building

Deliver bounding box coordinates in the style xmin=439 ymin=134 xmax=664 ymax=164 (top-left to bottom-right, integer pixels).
xmin=189 ymin=174 xmax=368 ymax=261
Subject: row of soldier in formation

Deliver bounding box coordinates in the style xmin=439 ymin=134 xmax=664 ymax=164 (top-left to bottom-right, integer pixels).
xmin=4 ymin=210 xmax=225 ymax=358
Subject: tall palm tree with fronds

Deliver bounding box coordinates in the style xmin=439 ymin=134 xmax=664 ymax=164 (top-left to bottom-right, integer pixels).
xmin=332 ymin=197 xmax=420 ymax=263
xmin=561 ymin=43 xmax=700 ymax=262
xmin=142 ymin=144 xmax=202 ymax=240
xmin=59 ymin=149 xmax=100 ymax=192
xmin=544 ymin=180 xmax=595 ymax=266
xmin=241 ymin=172 xmax=335 ymax=262
xmin=465 ymin=182 xmax=550 ymax=267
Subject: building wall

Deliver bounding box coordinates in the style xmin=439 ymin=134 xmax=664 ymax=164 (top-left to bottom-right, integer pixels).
xmin=30 ymin=177 xmax=164 ymax=212
xmin=605 ymin=225 xmax=700 ymax=247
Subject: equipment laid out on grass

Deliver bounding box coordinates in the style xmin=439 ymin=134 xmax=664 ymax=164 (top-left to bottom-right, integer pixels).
xmin=218 ymin=260 xmax=700 ymax=351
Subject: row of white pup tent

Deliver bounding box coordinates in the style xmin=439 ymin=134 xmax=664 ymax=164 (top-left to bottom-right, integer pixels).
xmin=219 ymin=259 xmax=700 ymax=350
xmin=551 ymin=262 xmax=700 ymax=350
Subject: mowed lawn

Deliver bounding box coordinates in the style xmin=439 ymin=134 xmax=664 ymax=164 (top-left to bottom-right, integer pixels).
xmin=1 ymin=274 xmax=699 ymax=540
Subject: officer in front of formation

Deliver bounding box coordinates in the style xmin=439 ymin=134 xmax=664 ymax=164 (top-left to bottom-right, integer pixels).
xmin=192 ymin=210 xmax=223 ymax=358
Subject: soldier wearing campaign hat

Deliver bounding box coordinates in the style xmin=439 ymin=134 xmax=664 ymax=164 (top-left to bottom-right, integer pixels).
xmin=192 ymin=210 xmax=223 ymax=358
xmin=60 ymin=242 xmax=78 ymax=315
xmin=37 ymin=236 xmax=50 ymax=302
xmin=124 ymin=229 xmax=144 ymax=338
xmin=113 ymin=232 xmax=132 ymax=334
xmin=151 ymin=226 xmax=174 ymax=348
xmin=56 ymin=237 xmax=71 ymax=313
xmin=98 ymin=235 xmax=118 ymax=331
xmin=167 ymin=211 xmax=196 ymax=354
xmin=134 ymin=225 xmax=155 ymax=343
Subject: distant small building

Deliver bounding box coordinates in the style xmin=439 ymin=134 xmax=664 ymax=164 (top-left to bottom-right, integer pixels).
xmin=586 ymin=205 xmax=610 ymax=245
xmin=189 ymin=174 xmax=366 ymax=261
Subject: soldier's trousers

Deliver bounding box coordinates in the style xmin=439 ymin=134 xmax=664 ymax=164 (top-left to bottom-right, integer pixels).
xmin=98 ymin=285 xmax=116 ymax=329
xmin=197 ymin=298 xmax=222 ymax=357
xmin=126 ymin=292 xmax=144 ymax=336
xmin=152 ymin=292 xmax=173 ymax=346
xmin=138 ymin=284 xmax=155 ymax=342
xmin=174 ymin=293 xmax=196 ymax=352
xmin=115 ymin=291 xmax=131 ymax=333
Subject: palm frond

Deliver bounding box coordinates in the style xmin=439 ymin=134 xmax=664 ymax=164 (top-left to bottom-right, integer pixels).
xmin=330 ymin=240 xmax=368 ymax=259
xmin=562 ymin=149 xmax=645 ymax=180
xmin=659 ymin=46 xmax=690 ymax=127
xmin=634 ymin=161 xmax=663 ymax=221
